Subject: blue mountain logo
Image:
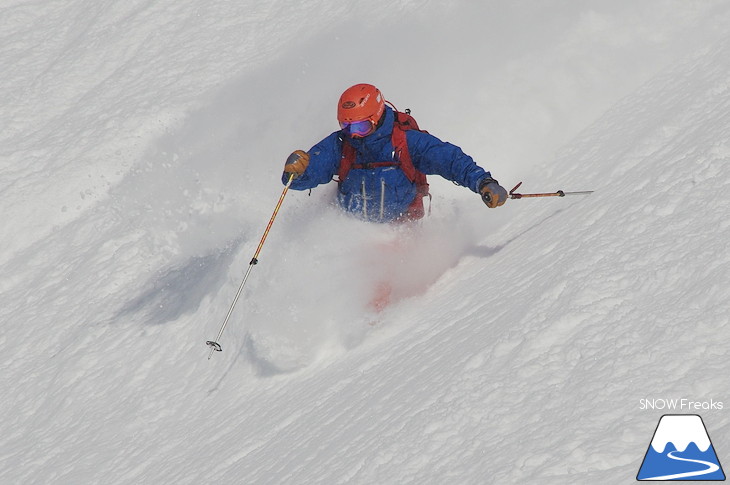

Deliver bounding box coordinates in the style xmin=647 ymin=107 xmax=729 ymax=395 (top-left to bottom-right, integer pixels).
xmin=637 ymin=414 xmax=725 ymax=481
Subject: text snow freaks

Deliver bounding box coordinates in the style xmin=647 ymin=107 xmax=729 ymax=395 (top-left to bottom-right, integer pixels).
xmin=639 ymin=398 xmax=723 ymax=411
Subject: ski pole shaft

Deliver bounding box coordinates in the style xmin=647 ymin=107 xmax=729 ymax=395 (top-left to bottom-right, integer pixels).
xmin=508 ymin=181 xmax=593 ymax=199
xmin=206 ymin=173 xmax=295 ymax=359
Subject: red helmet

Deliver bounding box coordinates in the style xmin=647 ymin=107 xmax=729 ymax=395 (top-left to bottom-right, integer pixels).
xmin=337 ymin=84 xmax=385 ymax=137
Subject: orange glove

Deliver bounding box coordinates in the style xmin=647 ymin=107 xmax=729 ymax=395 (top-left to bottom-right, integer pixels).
xmin=479 ymin=178 xmax=508 ymax=208
xmin=284 ymin=150 xmax=310 ymax=178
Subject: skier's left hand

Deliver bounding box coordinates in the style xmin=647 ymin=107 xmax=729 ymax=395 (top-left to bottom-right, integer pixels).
xmin=479 ymin=178 xmax=508 ymax=208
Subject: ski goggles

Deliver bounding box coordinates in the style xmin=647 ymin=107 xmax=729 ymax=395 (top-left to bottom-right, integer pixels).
xmin=339 ymin=119 xmax=375 ymax=137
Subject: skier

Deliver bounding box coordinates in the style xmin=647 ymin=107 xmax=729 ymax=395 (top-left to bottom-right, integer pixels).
xmin=282 ymin=83 xmax=507 ymax=222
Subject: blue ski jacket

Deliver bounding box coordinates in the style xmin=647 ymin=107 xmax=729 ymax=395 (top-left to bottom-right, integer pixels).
xmin=283 ymin=107 xmax=492 ymax=222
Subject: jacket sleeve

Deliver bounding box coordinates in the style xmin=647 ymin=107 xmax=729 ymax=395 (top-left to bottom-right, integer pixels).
xmin=282 ymin=132 xmax=342 ymax=190
xmin=406 ymin=131 xmax=492 ymax=192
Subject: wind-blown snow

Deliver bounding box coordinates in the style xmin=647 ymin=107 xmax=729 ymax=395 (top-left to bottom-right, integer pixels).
xmin=2 ymin=1 xmax=730 ymax=484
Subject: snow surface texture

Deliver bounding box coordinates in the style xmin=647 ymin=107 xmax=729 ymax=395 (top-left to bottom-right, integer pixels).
xmin=2 ymin=1 xmax=730 ymax=484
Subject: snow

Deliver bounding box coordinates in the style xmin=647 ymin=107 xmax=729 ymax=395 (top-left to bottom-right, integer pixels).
xmin=2 ymin=1 xmax=730 ymax=484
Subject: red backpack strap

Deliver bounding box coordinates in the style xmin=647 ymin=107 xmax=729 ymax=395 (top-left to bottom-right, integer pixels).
xmin=392 ymin=122 xmax=431 ymax=220
xmin=391 ymin=124 xmax=417 ymax=182
xmin=391 ymin=121 xmax=429 ymax=197
xmin=337 ymin=139 xmax=356 ymax=183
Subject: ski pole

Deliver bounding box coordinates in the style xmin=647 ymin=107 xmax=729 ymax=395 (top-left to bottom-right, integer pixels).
xmin=206 ymin=173 xmax=295 ymax=360
xmin=508 ymin=181 xmax=594 ymax=199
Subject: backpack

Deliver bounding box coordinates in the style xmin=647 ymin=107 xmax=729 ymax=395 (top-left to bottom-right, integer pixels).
xmin=337 ymin=104 xmax=431 ymax=220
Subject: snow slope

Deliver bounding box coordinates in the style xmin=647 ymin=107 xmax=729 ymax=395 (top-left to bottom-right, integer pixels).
xmin=2 ymin=1 xmax=730 ymax=484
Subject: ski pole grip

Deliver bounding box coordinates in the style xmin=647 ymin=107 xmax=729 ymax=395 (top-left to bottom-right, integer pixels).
xmin=479 ymin=177 xmax=499 ymax=205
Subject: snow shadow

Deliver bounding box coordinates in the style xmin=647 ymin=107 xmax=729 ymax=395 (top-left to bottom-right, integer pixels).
xmin=115 ymin=249 xmax=236 ymax=325
xmin=465 ymin=207 xmax=568 ymax=259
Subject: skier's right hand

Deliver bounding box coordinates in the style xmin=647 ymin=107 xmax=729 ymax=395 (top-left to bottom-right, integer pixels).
xmin=284 ymin=150 xmax=310 ymax=178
